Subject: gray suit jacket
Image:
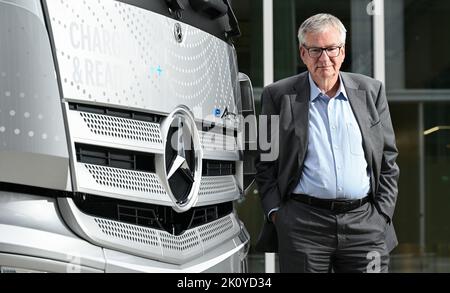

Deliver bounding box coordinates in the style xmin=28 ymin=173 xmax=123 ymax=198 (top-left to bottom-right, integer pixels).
xmin=255 ymin=71 xmax=400 ymax=252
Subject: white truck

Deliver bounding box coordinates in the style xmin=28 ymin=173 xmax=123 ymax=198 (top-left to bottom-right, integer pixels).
xmin=0 ymin=0 xmax=255 ymax=273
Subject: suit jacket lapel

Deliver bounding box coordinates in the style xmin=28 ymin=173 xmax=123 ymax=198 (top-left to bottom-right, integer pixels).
xmin=292 ymin=73 xmax=310 ymax=167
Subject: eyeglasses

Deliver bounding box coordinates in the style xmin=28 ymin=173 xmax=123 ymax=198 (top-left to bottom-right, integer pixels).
xmin=303 ymin=45 xmax=343 ymax=58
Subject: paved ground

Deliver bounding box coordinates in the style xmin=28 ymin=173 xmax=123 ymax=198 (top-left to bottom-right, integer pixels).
xmin=247 ymin=253 xmax=450 ymax=273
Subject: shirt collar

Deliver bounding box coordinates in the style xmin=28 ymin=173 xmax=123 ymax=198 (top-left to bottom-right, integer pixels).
xmin=308 ymin=73 xmax=348 ymax=102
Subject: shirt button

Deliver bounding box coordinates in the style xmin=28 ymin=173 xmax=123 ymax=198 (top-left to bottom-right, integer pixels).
xmin=337 ymin=166 xmax=341 ymax=170
xmin=338 ymin=187 xmax=343 ymax=192
xmin=331 ymin=126 xmax=336 ymax=130
xmin=334 ymin=145 xmax=339 ymax=150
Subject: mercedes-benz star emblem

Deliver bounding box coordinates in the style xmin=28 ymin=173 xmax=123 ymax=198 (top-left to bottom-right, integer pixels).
xmin=166 ymin=115 xmax=195 ymax=192
xmin=174 ymin=23 xmax=183 ymax=43
xmin=156 ymin=107 xmax=202 ymax=212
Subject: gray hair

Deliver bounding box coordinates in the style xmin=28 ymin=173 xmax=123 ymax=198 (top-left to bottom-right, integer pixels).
xmin=298 ymin=13 xmax=347 ymax=46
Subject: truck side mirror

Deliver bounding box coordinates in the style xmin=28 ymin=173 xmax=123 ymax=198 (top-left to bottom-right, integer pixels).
xmin=238 ymin=73 xmax=257 ymax=194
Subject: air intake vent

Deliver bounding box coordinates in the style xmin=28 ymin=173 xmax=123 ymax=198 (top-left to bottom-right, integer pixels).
xmin=190 ymin=206 xmax=218 ymax=227
xmin=117 ymin=205 xmax=160 ymax=228
xmin=200 ymin=131 xmax=238 ymax=152
xmin=69 ymin=103 xmax=163 ymax=123
xmin=75 ymin=143 xmax=155 ymax=172
xmin=73 ymin=194 xmax=233 ymax=235
xmin=198 ymin=216 xmax=234 ymax=244
xmin=199 ymin=176 xmax=238 ymax=197
xmin=94 ymin=218 xmax=160 ymax=246
xmin=83 ymin=164 xmax=165 ymax=194
xmin=78 ymin=111 xmax=162 ymax=144
xmin=202 ymin=160 xmax=235 ymax=176
xmin=160 ymin=230 xmax=200 ymax=251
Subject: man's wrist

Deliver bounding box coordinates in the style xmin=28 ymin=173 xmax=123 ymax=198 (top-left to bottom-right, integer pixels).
xmin=268 ymin=207 xmax=279 ymax=223
xmin=270 ymin=212 xmax=277 ymax=223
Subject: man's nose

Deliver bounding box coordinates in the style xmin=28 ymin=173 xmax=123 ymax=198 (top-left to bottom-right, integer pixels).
xmin=318 ymin=50 xmax=331 ymax=61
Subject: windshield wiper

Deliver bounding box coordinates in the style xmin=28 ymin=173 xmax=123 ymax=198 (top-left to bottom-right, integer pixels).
xmin=189 ymin=0 xmax=227 ymax=19
xmin=188 ymin=0 xmax=241 ymax=40
xmin=165 ymin=0 xmax=185 ymax=19
xmin=166 ymin=0 xmax=241 ymax=40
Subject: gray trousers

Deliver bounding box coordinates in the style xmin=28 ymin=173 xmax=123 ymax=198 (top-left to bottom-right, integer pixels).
xmin=275 ymin=199 xmax=390 ymax=273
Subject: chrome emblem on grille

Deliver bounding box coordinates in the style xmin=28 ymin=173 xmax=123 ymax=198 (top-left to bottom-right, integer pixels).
xmin=174 ymin=23 xmax=183 ymax=43
xmin=157 ymin=107 xmax=202 ymax=212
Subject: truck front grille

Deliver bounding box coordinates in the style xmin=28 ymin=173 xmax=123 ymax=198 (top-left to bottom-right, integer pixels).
xmin=73 ymin=193 xmax=233 ymax=236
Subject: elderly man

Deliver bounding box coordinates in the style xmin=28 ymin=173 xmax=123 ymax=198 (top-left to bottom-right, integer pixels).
xmin=255 ymin=13 xmax=399 ymax=273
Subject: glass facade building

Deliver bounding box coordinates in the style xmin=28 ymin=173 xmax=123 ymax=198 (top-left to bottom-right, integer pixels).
xmin=234 ymin=0 xmax=450 ymax=272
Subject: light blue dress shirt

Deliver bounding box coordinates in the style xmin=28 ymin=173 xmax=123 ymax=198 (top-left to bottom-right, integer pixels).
xmin=292 ymin=73 xmax=370 ymax=199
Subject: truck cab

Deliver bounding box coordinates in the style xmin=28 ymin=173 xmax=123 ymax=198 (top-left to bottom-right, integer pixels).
xmin=0 ymin=0 xmax=254 ymax=273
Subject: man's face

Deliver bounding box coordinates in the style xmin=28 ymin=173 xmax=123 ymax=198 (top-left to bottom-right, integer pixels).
xmin=300 ymin=26 xmax=345 ymax=83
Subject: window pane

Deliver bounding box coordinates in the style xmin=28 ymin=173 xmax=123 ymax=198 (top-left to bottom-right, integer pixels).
xmin=274 ymin=0 xmax=373 ymax=81
xmin=389 ymin=103 xmax=421 ymax=267
xmin=424 ymin=103 xmax=450 ymax=257
xmin=234 ymin=0 xmax=264 ymax=88
xmin=386 ymin=0 xmax=450 ymax=90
